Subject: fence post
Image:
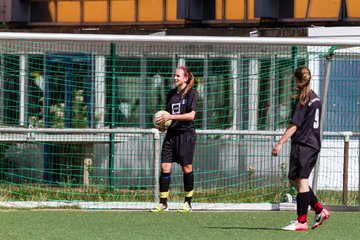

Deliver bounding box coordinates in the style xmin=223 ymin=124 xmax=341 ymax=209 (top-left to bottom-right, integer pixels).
xmin=343 ymin=134 xmax=350 ymax=206
xmin=108 ymin=42 xmax=116 ymax=192
xmin=153 ymin=129 xmax=161 ymax=203
xmin=83 ymin=158 xmax=92 ymax=189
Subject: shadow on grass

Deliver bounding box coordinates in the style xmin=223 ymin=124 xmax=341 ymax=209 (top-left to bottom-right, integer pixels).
xmin=203 ymin=226 xmax=282 ymax=231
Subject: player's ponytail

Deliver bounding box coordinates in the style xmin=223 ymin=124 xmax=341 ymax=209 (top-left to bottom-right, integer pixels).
xmin=293 ymin=66 xmax=311 ymax=106
xmin=178 ymin=66 xmax=195 ymax=98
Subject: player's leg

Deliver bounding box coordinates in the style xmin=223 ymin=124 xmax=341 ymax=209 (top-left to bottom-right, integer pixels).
xmin=176 ymin=132 xmax=196 ymax=212
xmin=309 ymin=187 xmax=330 ymax=229
xmin=305 ymin=153 xmax=329 ymax=229
xmin=152 ymin=134 xmax=174 ymax=212
xmin=283 ymin=144 xmax=309 ymax=231
xmin=160 ymin=163 xmax=172 ymax=204
xmin=296 ymin=178 xmax=311 ymax=224
xmin=282 ymin=178 xmax=309 ymax=231
xmin=151 ymin=163 xmax=172 ymax=212
xmin=178 ymin=164 xmax=193 ymax=212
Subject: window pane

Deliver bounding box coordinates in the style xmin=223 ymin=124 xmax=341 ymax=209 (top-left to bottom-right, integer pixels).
xmin=2 ymin=54 xmax=20 ymax=125
xmin=44 ymin=55 xmax=91 ymax=128
xmin=106 ymin=57 xmax=141 ymax=127
xmin=323 ymin=58 xmax=360 ymax=132
xmin=184 ymin=59 xmax=204 ymax=128
xmin=258 ymin=59 xmax=271 ymax=130
xmin=28 ymin=55 xmax=45 ymax=127
xmin=145 ymin=59 xmax=173 ymax=128
xmin=30 ymin=1 xmax=55 ymax=22
xmin=208 ymin=58 xmax=234 ymax=129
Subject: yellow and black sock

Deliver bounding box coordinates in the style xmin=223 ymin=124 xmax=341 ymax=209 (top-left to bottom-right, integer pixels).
xmin=183 ymin=171 xmax=194 ymax=204
xmin=159 ymin=172 xmax=171 ymax=205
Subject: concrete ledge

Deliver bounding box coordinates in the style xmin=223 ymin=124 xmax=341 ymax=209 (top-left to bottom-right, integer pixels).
xmin=0 ymin=201 xmax=297 ymax=211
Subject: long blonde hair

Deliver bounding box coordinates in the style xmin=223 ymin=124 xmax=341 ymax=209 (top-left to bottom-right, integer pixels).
xmin=293 ymin=66 xmax=311 ymax=106
xmin=177 ymin=66 xmax=195 ymax=98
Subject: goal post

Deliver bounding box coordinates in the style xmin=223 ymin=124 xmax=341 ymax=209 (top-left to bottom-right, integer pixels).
xmin=0 ymin=33 xmax=359 ymax=210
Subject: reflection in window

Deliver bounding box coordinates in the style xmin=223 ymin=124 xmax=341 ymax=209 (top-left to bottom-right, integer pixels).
xmin=207 ymin=58 xmax=234 ymax=129
xmin=324 ymin=58 xmax=360 ymax=132
xmin=101 ymin=55 xmax=307 ymax=131
xmin=32 ymin=55 xmax=92 ymax=128
xmin=185 ymin=59 xmax=205 ymax=128
xmin=258 ymin=59 xmax=271 ymax=130
xmin=240 ymin=57 xmax=304 ymax=131
xmin=276 ymin=59 xmax=298 ymax=130
xmin=145 ymin=59 xmax=172 ymax=128
xmin=106 ymin=57 xmax=174 ymax=128
xmin=2 ymin=54 xmax=20 ymax=126
xmin=106 ymin=57 xmax=141 ymax=127
xmin=28 ymin=55 xmax=45 ymax=127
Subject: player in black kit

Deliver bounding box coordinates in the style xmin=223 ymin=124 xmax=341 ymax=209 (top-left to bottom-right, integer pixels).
xmin=152 ymin=66 xmax=198 ymax=212
xmin=272 ymin=66 xmax=330 ymax=231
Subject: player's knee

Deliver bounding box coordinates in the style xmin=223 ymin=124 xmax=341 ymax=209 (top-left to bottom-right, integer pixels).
xmin=182 ymin=164 xmax=192 ymax=173
xmin=161 ymin=163 xmax=172 ymax=173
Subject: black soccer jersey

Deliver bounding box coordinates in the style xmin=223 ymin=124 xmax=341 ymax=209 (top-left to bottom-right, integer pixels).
xmin=290 ymin=90 xmax=322 ymax=151
xmin=166 ymin=87 xmax=198 ymax=132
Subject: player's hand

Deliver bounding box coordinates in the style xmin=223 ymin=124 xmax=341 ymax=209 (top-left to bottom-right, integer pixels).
xmin=162 ymin=114 xmax=171 ymax=122
xmin=272 ymin=142 xmax=282 ymax=156
xmin=155 ymin=114 xmax=165 ymax=124
xmin=156 ymin=113 xmax=171 ymax=124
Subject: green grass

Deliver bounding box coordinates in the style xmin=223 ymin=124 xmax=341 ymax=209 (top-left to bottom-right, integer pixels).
xmin=0 ymin=210 xmax=359 ymax=240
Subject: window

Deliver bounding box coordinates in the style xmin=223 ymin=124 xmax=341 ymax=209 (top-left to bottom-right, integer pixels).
xmin=28 ymin=55 xmax=45 ymax=127
xmin=42 ymin=55 xmax=92 ymax=128
xmin=2 ymin=54 xmax=20 ymax=126
xmin=106 ymin=57 xmax=141 ymax=127
xmin=30 ymin=1 xmax=55 ymax=22
xmin=106 ymin=57 xmax=173 ymax=128
xmin=322 ymin=58 xmax=360 ymax=132
xmin=207 ymin=58 xmax=234 ymax=129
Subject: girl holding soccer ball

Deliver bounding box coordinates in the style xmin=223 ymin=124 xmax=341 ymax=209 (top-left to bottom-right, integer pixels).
xmin=152 ymin=66 xmax=198 ymax=213
xmin=272 ymin=66 xmax=330 ymax=231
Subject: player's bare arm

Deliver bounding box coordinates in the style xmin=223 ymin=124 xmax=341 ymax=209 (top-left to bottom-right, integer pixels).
xmin=162 ymin=110 xmax=195 ymax=122
xmin=272 ymin=123 xmax=297 ymax=156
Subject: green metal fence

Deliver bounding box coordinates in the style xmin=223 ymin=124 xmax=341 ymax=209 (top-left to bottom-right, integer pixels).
xmin=0 ymin=33 xmax=358 ymax=210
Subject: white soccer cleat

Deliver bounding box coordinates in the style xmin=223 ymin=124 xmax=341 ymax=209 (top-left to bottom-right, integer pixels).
xmin=151 ymin=203 xmax=169 ymax=212
xmin=177 ymin=202 xmax=192 ymax=213
xmin=282 ymin=221 xmax=308 ymax=231
xmin=312 ymin=208 xmax=330 ymax=229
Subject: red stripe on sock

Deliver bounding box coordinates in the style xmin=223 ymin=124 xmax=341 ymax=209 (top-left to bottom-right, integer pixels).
xmin=297 ymin=214 xmax=307 ymax=223
xmin=314 ymin=202 xmax=323 ymax=214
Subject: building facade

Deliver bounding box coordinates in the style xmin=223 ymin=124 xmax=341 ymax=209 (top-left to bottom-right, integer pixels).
xmin=0 ymin=0 xmax=360 ymax=34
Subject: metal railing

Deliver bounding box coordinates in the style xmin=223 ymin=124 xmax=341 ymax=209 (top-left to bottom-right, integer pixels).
xmin=0 ymin=127 xmax=358 ymax=206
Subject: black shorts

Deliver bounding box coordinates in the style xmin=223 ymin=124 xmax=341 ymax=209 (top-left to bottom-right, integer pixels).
xmin=161 ymin=130 xmax=196 ymax=166
xmin=288 ymin=143 xmax=319 ymax=180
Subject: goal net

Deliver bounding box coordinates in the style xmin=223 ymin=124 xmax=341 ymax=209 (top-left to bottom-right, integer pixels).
xmin=0 ymin=33 xmax=358 ymax=210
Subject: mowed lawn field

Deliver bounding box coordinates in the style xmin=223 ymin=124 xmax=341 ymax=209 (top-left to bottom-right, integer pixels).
xmin=0 ymin=210 xmax=359 ymax=240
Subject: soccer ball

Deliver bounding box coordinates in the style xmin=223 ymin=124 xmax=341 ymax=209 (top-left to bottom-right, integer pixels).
xmin=153 ymin=110 xmax=172 ymax=131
